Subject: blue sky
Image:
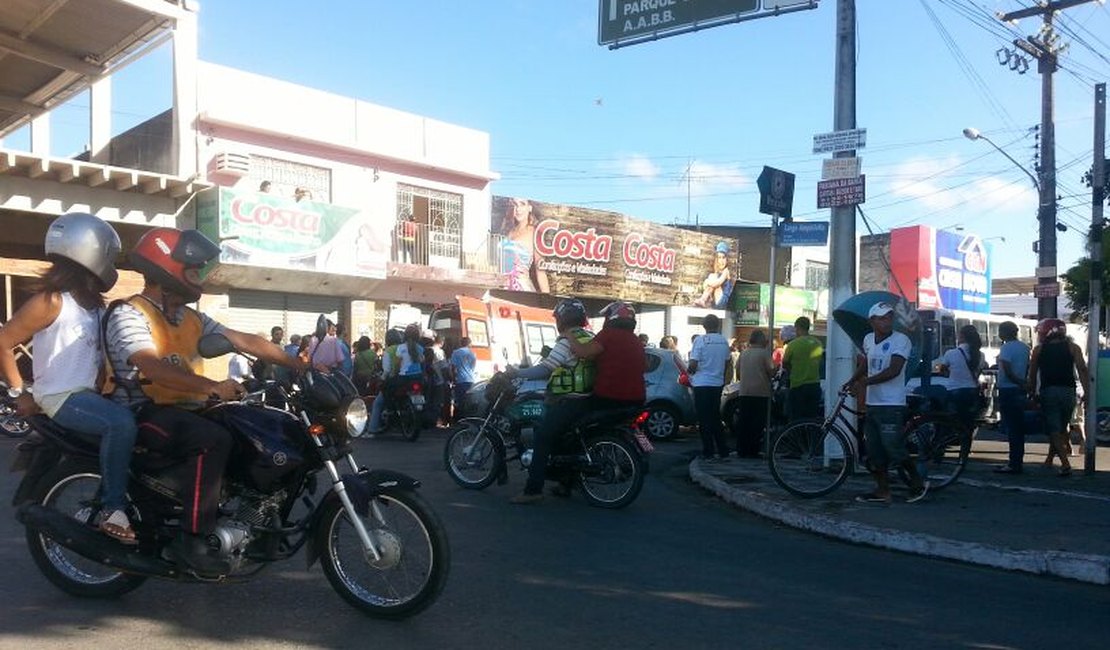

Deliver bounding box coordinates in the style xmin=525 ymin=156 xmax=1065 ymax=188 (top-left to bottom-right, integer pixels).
xmin=9 ymin=0 xmax=1109 ymax=280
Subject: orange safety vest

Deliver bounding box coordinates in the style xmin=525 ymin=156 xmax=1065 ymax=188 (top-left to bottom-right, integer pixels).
xmin=122 ymin=295 xmax=209 ymax=408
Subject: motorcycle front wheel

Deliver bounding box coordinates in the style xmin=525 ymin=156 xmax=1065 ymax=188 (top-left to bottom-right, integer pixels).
xmin=577 ymin=435 xmax=644 ymax=509
xmin=26 ymin=461 xmax=147 ymax=598
xmin=318 ymin=488 xmax=449 ymax=620
xmin=444 ymin=421 xmax=504 ymax=489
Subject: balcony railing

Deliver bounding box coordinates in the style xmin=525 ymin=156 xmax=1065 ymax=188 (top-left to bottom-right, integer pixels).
xmin=390 ymin=223 xmax=503 ymax=276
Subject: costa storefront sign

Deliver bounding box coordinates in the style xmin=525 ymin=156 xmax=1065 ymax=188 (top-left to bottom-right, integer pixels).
xmin=491 ymin=196 xmax=735 ymax=306
xmin=198 ymin=186 xmax=388 ymax=279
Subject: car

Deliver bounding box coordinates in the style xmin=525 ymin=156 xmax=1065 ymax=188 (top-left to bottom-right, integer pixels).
xmin=453 ymin=347 xmax=696 ymax=440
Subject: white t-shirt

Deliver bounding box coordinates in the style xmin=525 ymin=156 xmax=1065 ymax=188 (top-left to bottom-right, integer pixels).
xmin=689 ymin=332 xmax=730 ymax=388
xmin=940 ymin=344 xmax=980 ymax=390
xmin=228 ymin=353 xmax=252 ymax=381
xmin=863 ymin=330 xmax=912 ymax=406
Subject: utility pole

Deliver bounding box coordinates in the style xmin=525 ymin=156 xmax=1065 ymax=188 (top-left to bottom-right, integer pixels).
xmin=1085 ymin=83 xmax=1104 ymax=475
xmin=825 ymin=0 xmax=857 ymax=419
xmin=1000 ymin=0 xmax=1101 ymax=319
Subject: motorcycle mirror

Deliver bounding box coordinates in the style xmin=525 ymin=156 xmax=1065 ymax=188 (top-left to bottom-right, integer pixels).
xmin=315 ymin=314 xmax=328 ymax=341
xmin=198 ymin=333 xmax=236 ymax=359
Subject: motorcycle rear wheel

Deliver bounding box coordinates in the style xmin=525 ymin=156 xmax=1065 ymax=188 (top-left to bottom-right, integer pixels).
xmin=400 ymin=404 xmax=420 ymax=442
xmin=577 ymin=435 xmax=644 ymax=509
xmin=26 ymin=461 xmax=147 ymax=598
xmin=443 ymin=421 xmax=503 ymax=489
xmin=318 ymin=488 xmax=449 ymax=619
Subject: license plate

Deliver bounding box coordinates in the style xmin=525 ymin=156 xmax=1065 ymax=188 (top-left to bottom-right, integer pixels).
xmin=633 ymin=431 xmax=654 ymax=453
xmin=410 ymin=394 xmax=425 ymax=407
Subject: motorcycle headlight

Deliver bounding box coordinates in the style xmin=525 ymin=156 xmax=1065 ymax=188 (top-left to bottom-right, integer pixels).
xmin=342 ymin=397 xmax=368 ymax=438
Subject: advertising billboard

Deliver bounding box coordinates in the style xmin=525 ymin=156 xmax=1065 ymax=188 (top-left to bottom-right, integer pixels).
xmin=491 ymin=196 xmax=737 ymax=307
xmin=197 ymin=187 xmax=390 ymax=279
xmin=888 ymin=225 xmax=992 ymax=313
xmin=731 ymin=283 xmax=818 ymax=327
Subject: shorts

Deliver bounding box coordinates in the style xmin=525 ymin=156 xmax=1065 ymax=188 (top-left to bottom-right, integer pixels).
xmin=1040 ymin=385 xmax=1076 ymax=435
xmin=864 ymin=405 xmax=907 ymax=471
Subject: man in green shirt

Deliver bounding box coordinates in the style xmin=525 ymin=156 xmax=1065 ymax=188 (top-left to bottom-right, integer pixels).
xmin=781 ymin=316 xmax=823 ymax=421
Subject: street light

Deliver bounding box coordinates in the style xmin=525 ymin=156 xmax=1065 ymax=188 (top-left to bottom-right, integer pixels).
xmin=964 ymin=126 xmax=1057 ymax=318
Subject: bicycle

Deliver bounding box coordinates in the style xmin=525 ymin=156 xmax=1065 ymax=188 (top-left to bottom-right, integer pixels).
xmin=767 ymin=387 xmax=974 ymax=498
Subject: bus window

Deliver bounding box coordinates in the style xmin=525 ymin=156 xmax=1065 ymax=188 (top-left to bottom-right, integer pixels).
xmin=525 ymin=323 xmax=557 ymax=356
xmin=940 ymin=314 xmax=956 ymax=353
xmin=973 ymin=319 xmax=988 ymax=344
xmin=466 ymin=318 xmax=489 ymax=347
xmin=956 ymin=317 xmax=970 ymax=332
xmin=988 ymin=322 xmax=1001 ymax=348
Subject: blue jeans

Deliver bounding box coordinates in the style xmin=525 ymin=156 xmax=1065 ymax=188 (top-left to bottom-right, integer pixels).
xmin=51 ymin=391 xmax=137 ymax=511
xmin=997 ymin=387 xmax=1027 ymax=469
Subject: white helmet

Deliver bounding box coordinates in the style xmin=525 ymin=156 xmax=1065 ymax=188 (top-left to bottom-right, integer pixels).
xmin=45 ymin=213 xmax=122 ymax=290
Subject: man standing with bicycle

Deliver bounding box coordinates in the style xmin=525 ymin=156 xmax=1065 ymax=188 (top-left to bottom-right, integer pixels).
xmin=843 ymin=302 xmax=928 ymax=504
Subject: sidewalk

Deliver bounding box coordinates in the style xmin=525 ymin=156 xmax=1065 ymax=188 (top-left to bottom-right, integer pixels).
xmin=690 ymin=431 xmax=1110 ymax=585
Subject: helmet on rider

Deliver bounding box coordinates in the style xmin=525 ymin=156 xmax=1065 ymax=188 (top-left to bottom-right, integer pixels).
xmin=129 ymin=228 xmax=222 ymax=301
xmin=553 ymin=298 xmax=587 ymax=331
xmin=1036 ymin=318 xmax=1067 ymax=344
xmin=599 ymin=301 xmax=636 ymax=330
xmin=45 ymin=212 xmax=122 ymax=291
xmin=384 ymin=328 xmax=404 ymax=347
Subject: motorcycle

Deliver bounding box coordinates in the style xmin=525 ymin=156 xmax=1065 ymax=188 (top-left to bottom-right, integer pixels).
xmin=1 ymin=386 xmax=30 ymax=438
xmin=355 ymin=375 xmax=426 ymax=441
xmin=12 ymin=317 xmax=449 ymax=619
xmin=443 ymin=372 xmax=653 ymax=509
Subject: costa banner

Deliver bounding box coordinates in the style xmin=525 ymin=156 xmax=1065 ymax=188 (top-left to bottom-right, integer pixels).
xmin=198 ymin=187 xmax=389 ymax=279
xmin=492 ymin=196 xmax=736 ymax=306
xmin=888 ymin=225 xmax=992 ymax=313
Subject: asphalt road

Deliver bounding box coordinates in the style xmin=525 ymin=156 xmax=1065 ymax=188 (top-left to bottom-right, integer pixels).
xmin=0 ymin=428 xmax=1107 ymax=650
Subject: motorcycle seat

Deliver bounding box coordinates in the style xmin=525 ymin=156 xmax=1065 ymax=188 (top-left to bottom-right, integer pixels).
xmin=28 ymin=414 xmax=102 ymax=454
xmin=574 ymin=407 xmax=641 ymax=431
xmin=516 ymin=391 xmax=545 ymax=402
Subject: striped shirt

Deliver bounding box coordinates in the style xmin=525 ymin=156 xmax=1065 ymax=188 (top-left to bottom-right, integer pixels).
xmin=104 ymin=301 xmax=224 ymax=407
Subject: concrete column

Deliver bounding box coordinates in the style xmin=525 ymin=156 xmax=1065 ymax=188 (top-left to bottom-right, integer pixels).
xmin=30 ymin=113 xmax=50 ymax=155
xmin=90 ymin=77 xmax=112 ymax=164
xmin=171 ymin=7 xmax=199 ymax=179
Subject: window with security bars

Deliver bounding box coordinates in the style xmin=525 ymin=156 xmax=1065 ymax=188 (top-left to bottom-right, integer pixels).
xmin=251 ymin=155 xmax=331 ymax=202
xmin=396 ymin=184 xmax=462 ymax=264
xmin=804 ymin=262 xmax=829 ymax=293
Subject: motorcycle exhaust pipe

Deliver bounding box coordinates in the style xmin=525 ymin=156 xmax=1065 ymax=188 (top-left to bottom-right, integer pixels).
xmin=17 ymin=504 xmax=178 ymax=578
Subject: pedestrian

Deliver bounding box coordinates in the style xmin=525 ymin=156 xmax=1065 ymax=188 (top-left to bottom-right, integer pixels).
xmin=638 ymin=333 xmax=651 ymax=347
xmin=296 ymin=334 xmax=312 ymax=365
xmin=772 ymin=325 xmax=795 ymax=369
xmin=352 ymin=336 xmax=377 ymax=394
xmin=688 ymin=314 xmax=731 ymax=461
xmin=660 ymin=335 xmax=687 ymax=373
xmin=936 ymin=324 xmax=984 ymax=434
xmin=994 ymin=321 xmax=1030 ymax=474
xmin=725 ymin=337 xmax=741 ymax=384
xmin=253 ymin=325 xmax=285 ymax=381
xmin=735 ymin=329 xmax=775 ymax=457
xmin=782 ymin=316 xmax=824 ymax=422
xmin=843 ymin=301 xmax=927 ymax=504
xmin=311 ymin=320 xmax=344 ymax=373
xmin=335 ymin=323 xmax=353 ymax=378
xmin=1027 ymin=318 xmax=1089 ymax=476
xmin=284 ymin=334 xmax=301 ymax=359
xmin=450 ymin=336 xmax=477 ymax=422
xmin=228 ymin=351 xmax=253 ymax=382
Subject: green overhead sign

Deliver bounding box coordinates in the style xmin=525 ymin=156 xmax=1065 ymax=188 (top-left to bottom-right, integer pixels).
xmin=598 ymin=0 xmax=760 ymax=45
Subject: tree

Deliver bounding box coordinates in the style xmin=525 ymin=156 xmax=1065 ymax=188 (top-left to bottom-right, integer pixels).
xmin=1061 ymin=225 xmax=1110 ymax=324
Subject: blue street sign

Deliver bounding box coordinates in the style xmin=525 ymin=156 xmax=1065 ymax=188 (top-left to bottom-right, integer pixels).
xmin=778 ymin=221 xmax=829 ymax=247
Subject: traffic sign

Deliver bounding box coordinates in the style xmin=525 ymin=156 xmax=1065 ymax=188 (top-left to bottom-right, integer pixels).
xmin=1033 ymin=282 xmax=1060 ymax=299
xmin=812 ymin=128 xmax=867 ymax=155
xmin=779 ymin=221 xmax=830 ymax=247
xmin=822 ymin=157 xmax=861 ymax=180
xmin=598 ymin=0 xmax=759 ymax=45
xmin=816 ymin=175 xmax=866 ymax=209
xmin=757 ymin=166 xmax=796 ymax=219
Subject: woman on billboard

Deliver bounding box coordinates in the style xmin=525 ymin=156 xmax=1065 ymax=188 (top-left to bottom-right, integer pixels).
xmin=693 ymin=241 xmax=734 ymax=309
xmin=498 ymin=198 xmax=549 ymax=293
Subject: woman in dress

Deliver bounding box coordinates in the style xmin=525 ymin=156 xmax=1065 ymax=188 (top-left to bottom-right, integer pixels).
xmin=499 ymin=198 xmax=549 ymax=293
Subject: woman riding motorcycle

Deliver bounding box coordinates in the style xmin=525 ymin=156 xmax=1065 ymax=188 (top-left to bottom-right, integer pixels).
xmin=0 ymin=213 xmax=137 ymax=543
xmin=368 ymin=324 xmax=425 ymax=434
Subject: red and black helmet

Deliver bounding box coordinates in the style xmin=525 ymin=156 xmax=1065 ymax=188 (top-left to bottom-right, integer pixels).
xmin=600 ymin=301 xmax=636 ymax=328
xmin=1036 ymin=318 xmax=1067 ymax=344
xmin=129 ymin=228 xmax=222 ymax=301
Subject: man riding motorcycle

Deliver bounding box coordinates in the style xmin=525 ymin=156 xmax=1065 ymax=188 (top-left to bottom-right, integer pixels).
xmin=508 ymin=298 xmax=595 ymax=504
xmin=103 ymin=227 xmax=305 ymax=575
xmin=565 ymin=301 xmax=646 ymax=411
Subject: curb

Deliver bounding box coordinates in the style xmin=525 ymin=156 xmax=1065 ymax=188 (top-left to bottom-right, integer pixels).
xmin=690 ymin=461 xmax=1110 ymax=586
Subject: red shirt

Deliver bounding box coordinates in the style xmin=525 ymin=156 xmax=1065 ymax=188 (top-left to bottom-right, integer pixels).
xmin=593 ymin=327 xmax=646 ymax=402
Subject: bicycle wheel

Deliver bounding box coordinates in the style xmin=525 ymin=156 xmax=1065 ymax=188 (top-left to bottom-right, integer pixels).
xmin=769 ymin=420 xmax=852 ymax=498
xmin=901 ymin=415 xmax=972 ymax=491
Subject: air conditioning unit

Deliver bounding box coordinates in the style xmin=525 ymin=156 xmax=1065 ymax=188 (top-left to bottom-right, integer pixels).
xmin=213 ymin=152 xmax=251 ymax=177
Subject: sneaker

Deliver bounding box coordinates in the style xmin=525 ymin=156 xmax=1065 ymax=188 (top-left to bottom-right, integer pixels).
xmin=905 ymin=481 xmax=930 ymax=504
xmin=509 ymin=492 xmax=544 ymax=505
xmin=854 ymin=493 xmax=892 ymax=504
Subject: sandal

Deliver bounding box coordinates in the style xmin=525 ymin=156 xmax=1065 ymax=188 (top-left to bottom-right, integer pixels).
xmin=99 ymin=510 xmax=138 ymax=545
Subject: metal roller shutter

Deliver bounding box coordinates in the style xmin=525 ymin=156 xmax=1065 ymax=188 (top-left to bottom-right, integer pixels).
xmin=227 ymin=290 xmax=341 ymax=341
